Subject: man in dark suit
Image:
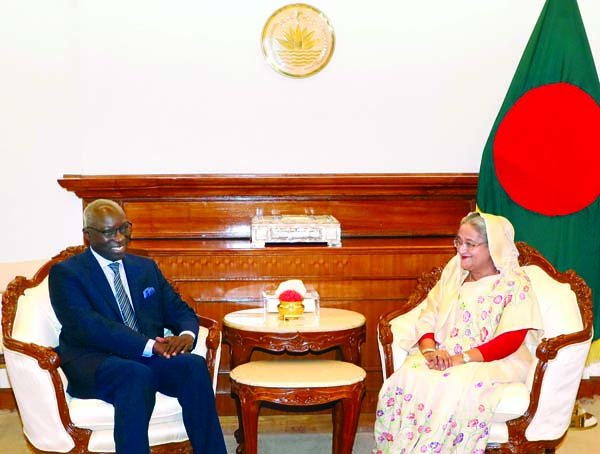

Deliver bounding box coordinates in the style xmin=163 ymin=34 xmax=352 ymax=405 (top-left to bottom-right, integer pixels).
xmin=49 ymin=199 xmax=226 ymax=454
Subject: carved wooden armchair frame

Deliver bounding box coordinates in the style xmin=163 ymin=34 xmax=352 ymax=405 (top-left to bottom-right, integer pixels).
xmin=378 ymin=242 xmax=593 ymax=454
xmin=2 ymin=245 xmax=222 ymax=454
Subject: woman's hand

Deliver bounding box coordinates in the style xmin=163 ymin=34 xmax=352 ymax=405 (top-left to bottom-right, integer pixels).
xmin=423 ymin=349 xmax=452 ymax=370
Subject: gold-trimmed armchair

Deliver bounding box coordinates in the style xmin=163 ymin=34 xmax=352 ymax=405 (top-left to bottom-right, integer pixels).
xmin=377 ymin=242 xmax=593 ymax=453
xmin=1 ymin=245 xmax=222 ymax=454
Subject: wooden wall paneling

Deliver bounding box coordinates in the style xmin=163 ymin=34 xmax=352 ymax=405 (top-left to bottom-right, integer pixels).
xmin=122 ymin=199 xmax=471 ymax=239
xmin=58 ymin=173 xmax=478 ymax=418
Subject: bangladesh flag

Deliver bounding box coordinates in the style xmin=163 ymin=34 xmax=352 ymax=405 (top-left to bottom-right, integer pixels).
xmin=477 ymin=0 xmax=600 ymax=353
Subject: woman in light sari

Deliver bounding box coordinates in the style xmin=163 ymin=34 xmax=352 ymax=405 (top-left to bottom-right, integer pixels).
xmin=373 ymin=212 xmax=543 ymax=454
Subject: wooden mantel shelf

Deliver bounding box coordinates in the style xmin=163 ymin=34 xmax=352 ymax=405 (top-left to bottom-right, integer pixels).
xmin=59 ymin=173 xmax=478 ymax=240
xmin=58 ymin=173 xmax=477 ymax=197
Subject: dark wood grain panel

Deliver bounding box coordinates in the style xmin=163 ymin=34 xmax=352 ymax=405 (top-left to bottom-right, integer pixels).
xmin=150 ymin=244 xmax=454 ymax=281
xmin=123 ymin=199 xmax=472 ymax=239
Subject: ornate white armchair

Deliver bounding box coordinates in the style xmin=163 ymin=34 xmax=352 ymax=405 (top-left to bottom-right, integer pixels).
xmin=378 ymin=242 xmax=593 ymax=453
xmin=1 ymin=246 xmax=222 ymax=454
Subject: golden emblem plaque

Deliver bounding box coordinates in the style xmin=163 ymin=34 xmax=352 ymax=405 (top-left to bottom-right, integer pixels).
xmin=262 ymin=4 xmax=335 ymax=78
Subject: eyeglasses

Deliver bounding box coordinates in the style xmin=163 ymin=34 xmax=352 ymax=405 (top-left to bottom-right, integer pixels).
xmin=453 ymin=237 xmax=485 ymax=250
xmin=85 ymin=221 xmax=132 ymax=239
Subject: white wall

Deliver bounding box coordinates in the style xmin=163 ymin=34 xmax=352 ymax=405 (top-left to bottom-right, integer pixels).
xmin=2 ymin=0 xmax=600 ymax=266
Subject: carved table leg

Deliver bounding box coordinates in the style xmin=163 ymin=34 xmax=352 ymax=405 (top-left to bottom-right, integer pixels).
xmin=332 ymin=399 xmax=344 ymax=454
xmin=226 ymin=338 xmax=256 ymax=453
xmin=233 ymin=394 xmax=245 ymax=454
xmin=339 ymin=394 xmax=362 ymax=454
xmin=237 ymin=391 xmax=261 ymax=454
xmin=332 ymin=383 xmax=364 ymax=454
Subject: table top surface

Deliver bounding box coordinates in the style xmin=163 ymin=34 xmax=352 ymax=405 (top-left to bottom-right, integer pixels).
xmin=223 ymin=307 xmax=366 ymax=333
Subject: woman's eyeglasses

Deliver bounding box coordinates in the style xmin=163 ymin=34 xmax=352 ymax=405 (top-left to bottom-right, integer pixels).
xmin=453 ymin=237 xmax=485 ymax=250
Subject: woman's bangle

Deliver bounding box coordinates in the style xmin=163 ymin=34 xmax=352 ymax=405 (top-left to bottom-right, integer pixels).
xmin=421 ymin=348 xmax=435 ymax=355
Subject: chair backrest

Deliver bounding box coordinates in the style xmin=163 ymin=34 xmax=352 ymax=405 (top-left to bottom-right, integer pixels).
xmin=12 ymin=277 xmax=61 ymax=347
xmin=521 ymin=265 xmax=583 ymax=362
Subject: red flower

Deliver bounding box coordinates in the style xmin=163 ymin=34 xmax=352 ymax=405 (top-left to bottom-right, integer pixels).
xmin=279 ymin=290 xmax=303 ymax=302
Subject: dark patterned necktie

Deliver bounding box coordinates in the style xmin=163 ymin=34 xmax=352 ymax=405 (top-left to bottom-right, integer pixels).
xmin=108 ymin=262 xmax=141 ymax=332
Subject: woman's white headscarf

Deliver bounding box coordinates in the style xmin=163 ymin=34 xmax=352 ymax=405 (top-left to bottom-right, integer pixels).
xmin=458 ymin=212 xmax=519 ymax=280
xmin=405 ymin=211 xmax=543 ymax=351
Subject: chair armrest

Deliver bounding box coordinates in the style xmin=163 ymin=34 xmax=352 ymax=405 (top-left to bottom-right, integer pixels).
xmin=2 ymin=276 xmax=74 ymax=432
xmin=378 ymin=267 xmax=442 ymax=380
xmin=164 ymin=278 xmax=221 ymax=394
xmin=2 ymin=341 xmax=91 ymax=451
xmin=163 ymin=314 xmax=220 ymax=393
xmin=378 ymin=301 xmax=426 ymax=380
xmin=506 ymin=332 xmax=593 ymax=443
xmin=505 ymin=264 xmax=594 ymax=444
xmin=196 ymin=315 xmax=221 ymax=394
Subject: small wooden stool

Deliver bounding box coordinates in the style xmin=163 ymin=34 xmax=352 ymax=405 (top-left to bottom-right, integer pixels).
xmin=230 ymin=360 xmax=366 ymax=454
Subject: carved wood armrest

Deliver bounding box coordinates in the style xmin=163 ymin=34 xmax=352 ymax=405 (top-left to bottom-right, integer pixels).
xmin=3 ymin=337 xmax=61 ymax=371
xmin=198 ymin=315 xmax=220 ymax=384
xmin=3 ymin=337 xmax=90 ymax=445
xmin=378 ymin=266 xmax=444 ymax=379
xmin=505 ymin=329 xmax=592 ymax=442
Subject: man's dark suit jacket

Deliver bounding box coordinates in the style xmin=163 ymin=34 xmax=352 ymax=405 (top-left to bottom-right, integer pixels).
xmin=49 ymin=248 xmax=199 ymax=397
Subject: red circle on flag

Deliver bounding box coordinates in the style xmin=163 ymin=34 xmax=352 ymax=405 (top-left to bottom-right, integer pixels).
xmin=494 ymin=82 xmax=600 ymax=215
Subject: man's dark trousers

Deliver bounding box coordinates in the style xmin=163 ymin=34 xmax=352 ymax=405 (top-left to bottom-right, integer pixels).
xmin=93 ymin=353 xmax=226 ymax=453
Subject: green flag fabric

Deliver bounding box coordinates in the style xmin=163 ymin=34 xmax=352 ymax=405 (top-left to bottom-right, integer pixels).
xmin=477 ymin=0 xmax=600 ymax=348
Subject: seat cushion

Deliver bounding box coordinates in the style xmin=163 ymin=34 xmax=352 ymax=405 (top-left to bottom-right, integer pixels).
xmin=230 ymin=360 xmax=366 ymax=388
xmin=69 ymin=392 xmax=183 ymax=430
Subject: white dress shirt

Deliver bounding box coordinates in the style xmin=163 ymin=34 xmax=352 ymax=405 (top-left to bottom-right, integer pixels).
xmin=90 ymin=248 xmax=195 ymax=357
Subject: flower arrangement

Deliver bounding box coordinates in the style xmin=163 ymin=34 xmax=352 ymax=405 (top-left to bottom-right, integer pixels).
xmin=276 ymin=285 xmax=305 ymax=320
xmin=278 ymin=289 xmax=303 ymax=302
